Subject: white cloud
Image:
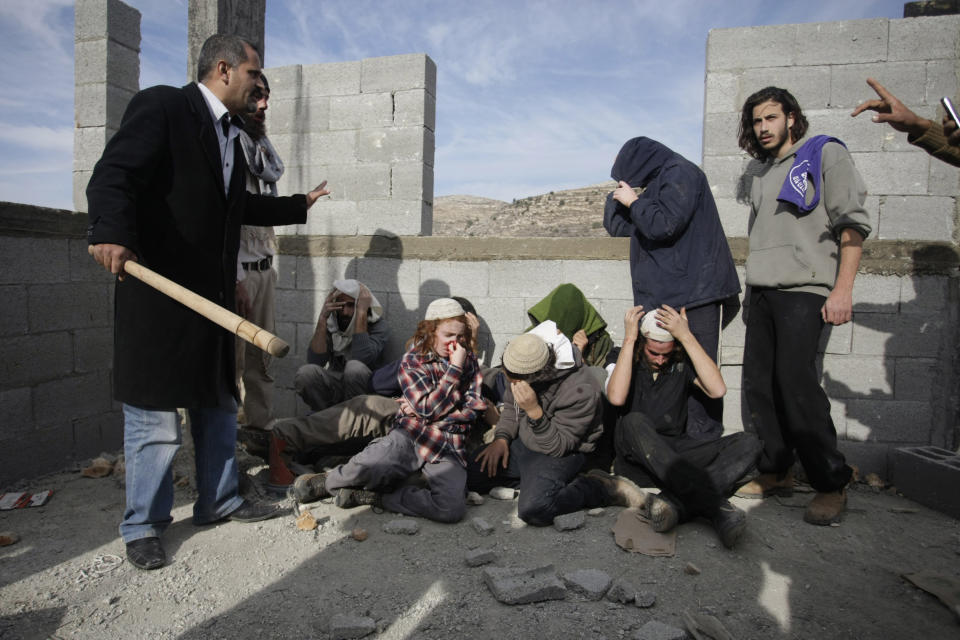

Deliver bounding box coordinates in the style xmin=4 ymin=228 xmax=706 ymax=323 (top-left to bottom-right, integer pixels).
xmin=0 ymin=124 xmax=72 ymax=153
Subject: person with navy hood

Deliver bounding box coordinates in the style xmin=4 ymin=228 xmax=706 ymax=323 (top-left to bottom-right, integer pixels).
xmin=604 ymin=137 xmax=740 ymax=440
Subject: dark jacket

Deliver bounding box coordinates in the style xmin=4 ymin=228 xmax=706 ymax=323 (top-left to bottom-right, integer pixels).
xmin=86 ymin=83 xmax=307 ymax=408
xmin=603 ymin=137 xmax=740 ymax=311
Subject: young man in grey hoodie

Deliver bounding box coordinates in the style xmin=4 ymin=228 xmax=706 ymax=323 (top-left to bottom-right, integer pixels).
xmin=735 ymin=87 xmax=871 ymax=526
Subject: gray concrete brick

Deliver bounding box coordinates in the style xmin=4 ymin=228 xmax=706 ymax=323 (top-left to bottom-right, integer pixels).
xmin=272 ymin=387 xmax=297 ymax=421
xmin=482 ymin=565 xmax=566 ymax=605
xmin=852 ymin=314 xmax=943 ymax=357
xmin=862 ymin=195 xmax=881 ymax=240
xmin=0 ymin=286 xmax=28 ymax=336
xmin=74 ymin=327 xmax=113 ymax=373
xmin=266 ymin=97 xmax=325 ymax=134
xmin=852 ymin=151 xmax=929 ymax=196
xmin=74 ymin=82 xmax=135 ymax=128
xmin=0 ymin=333 xmax=73 ymax=387
xmin=845 ymin=399 xmax=931 ymax=442
xmin=899 ymin=275 xmax=949 ymax=315
xmin=69 ymin=238 xmax=115 ymax=283
xmin=357 ymin=200 xmax=428 ymax=236
xmin=419 ymin=261 xmax=489 ymax=298
xmin=597 ymin=298 xmax=636 ymax=342
xmin=553 ymin=510 xmax=586 ymax=531
xmin=29 ymin=283 xmax=111 ymax=332
xmin=74 ymin=38 xmax=139 ymax=89
xmin=0 ymin=387 xmax=33 ymax=439
xmin=830 ymin=62 xmax=927 ymax=109
xmin=891 ymin=446 xmax=960 ymax=517
xmin=878 ymin=196 xmax=954 ymax=240
xmin=703 ymin=155 xmax=751 ymax=200
xmin=302 ymin=60 xmax=360 ymax=96
xmin=795 ymin=19 xmax=888 ymax=65
xmin=465 ymin=547 xmax=497 ymax=567
xmin=720 ymin=312 xmax=747 ymax=348
xmin=706 ymin=25 xmax=796 ymax=71
xmin=73 ymin=410 xmax=123 ymax=460
xmin=73 ymin=169 xmax=92 ymax=213
xmin=355 ymin=257 xmax=421 ymax=295
xmin=821 ymin=355 xmax=891 ymax=397
xmin=633 ymin=620 xmax=687 ymax=640
xmin=926 ymin=60 xmax=959 ymax=106
xmin=274 ymin=254 xmax=296 ymax=290
xmin=391 ymin=161 xmax=432 ymax=202
xmin=741 ymin=66 xmax=831 ymax=110
xmin=927 ymin=149 xmax=960 ymax=196
xmin=34 ymin=371 xmax=112 ymax=428
xmin=805 ymin=109 xmax=886 ymax=153
xmin=715 ymin=197 xmax=750 ymax=238
xmin=293 ymin=256 xmax=356 ymax=291
xmin=888 ymin=15 xmax=960 ymax=62
xmin=561 ymin=568 xmax=611 ymax=600
xmin=275 ymin=287 xmax=326 ymax=324
xmin=361 ymin=54 xmax=436 ymax=94
xmin=299 ymin=131 xmax=358 ymax=166
xmin=394 ymin=88 xmax=435 ymax=131
xmin=562 ymin=261 xmax=633 ymax=301
xmin=263 ymin=64 xmax=301 ymax=100
xmin=319 ymin=162 xmax=391 ymax=201
xmin=720 ymin=346 xmax=743 ymax=366
xmin=702 ymin=114 xmax=743 ymax=157
xmin=329 ymin=93 xmax=393 ymax=130
xmin=0 ymin=424 xmax=75 ymax=486
xmin=819 ymin=320 xmax=853 ymax=355
xmin=838 ymin=441 xmax=889 ymax=479
xmin=721 ymin=363 xmax=742 ymax=391
xmin=300 ymin=200 xmax=360 ymax=236
xmin=469 ymin=296 xmax=527 ymax=336
xmin=704 ymin=72 xmax=738 ymax=115
xmin=75 ymin=0 xmax=142 ymax=50
xmin=0 ymin=237 xmax=70 ymax=285
xmin=423 ymin=128 xmax=435 ymax=168
xmin=488 ymin=260 xmax=564 ymax=298
xmin=357 ymin=127 xmax=428 ymax=164
xmin=853 ymin=274 xmax=901 ymax=313
xmin=73 ymin=126 xmax=111 ymax=171
xmin=894 ymin=358 xmax=937 ymax=401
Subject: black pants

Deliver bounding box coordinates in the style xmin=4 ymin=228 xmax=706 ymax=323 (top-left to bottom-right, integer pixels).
xmin=467 ymin=439 xmax=607 ymax=527
xmin=685 ymin=302 xmax=723 ymax=440
xmin=614 ymin=412 xmax=761 ymax=519
xmin=742 ymin=288 xmax=852 ymax=493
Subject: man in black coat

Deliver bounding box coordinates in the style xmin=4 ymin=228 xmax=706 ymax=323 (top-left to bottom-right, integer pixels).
xmin=87 ymin=34 xmax=330 ymax=570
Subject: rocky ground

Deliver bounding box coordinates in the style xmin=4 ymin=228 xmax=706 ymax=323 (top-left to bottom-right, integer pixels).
xmin=2 ymin=445 xmax=959 ymax=640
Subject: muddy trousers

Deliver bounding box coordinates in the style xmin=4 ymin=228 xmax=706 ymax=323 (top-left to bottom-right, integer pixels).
xmin=742 ymin=289 xmax=852 ymax=493
xmin=614 ymin=412 xmax=761 ymax=520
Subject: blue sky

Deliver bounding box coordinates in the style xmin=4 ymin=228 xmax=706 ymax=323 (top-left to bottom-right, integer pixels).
xmin=1 ymin=0 xmax=908 ymax=210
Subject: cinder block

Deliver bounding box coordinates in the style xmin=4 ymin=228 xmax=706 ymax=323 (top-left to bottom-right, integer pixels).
xmin=926 ymin=60 xmax=959 ymax=107
xmin=715 ymin=197 xmax=750 ymax=238
xmin=853 ymin=274 xmax=901 ymax=313
xmin=894 ymin=358 xmax=937 ymax=401
xmin=562 ymin=260 xmax=633 ymax=301
xmin=74 ymin=126 xmax=111 ymax=171
xmin=274 ymin=254 xmax=297 ymax=290
xmin=899 ymin=275 xmax=950 ymax=315
xmin=423 ymin=128 xmax=435 ymax=168
xmin=862 ymin=195 xmax=881 ymax=240
xmin=34 ymin=371 xmax=112 ymax=428
xmin=329 ymin=93 xmax=393 ymax=130
xmin=0 ymin=425 xmax=75 ymax=486
xmin=304 ymin=131 xmax=358 ymax=166
xmin=361 ymin=54 xmax=436 ymax=94
xmin=302 ymin=60 xmax=361 ymax=97
xmin=721 ymin=391 xmax=744 ymax=433
xmin=356 ymin=127 xmax=428 ymax=164
xmin=721 ymin=346 xmax=743 ymax=365
xmin=355 ymin=257 xmax=421 ymax=295
xmin=804 ymin=109 xmax=886 ymax=153
xmin=0 ymin=237 xmax=70 ymax=285
xmin=275 ymin=287 xmax=326 ymax=324
xmin=702 ymin=114 xmax=743 ymax=158
xmin=0 ymin=387 xmax=33 ymax=439
xmin=488 ymin=260 xmax=564 ymax=298
xmin=73 ymin=169 xmax=92 ymax=213
xmin=391 ymin=161 xmax=432 ymax=202
xmin=293 ymin=255 xmax=356 ymax=291
xmin=357 ymin=200 xmax=427 ymax=236
xmin=73 ymin=410 xmax=123 ymax=460
xmin=927 ymin=149 xmax=960 ymax=195
xmin=0 ymin=286 xmax=28 ymax=336
xmin=596 ymin=298 xmax=636 ymax=342
xmin=74 ymin=38 xmax=139 ymax=89
xmin=69 ymin=238 xmax=116 ymax=283
xmin=272 ymin=162 xmax=307 ymax=198
xmin=321 ymin=162 xmax=390 ymax=201
xmin=821 ymin=355 xmax=891 ymax=397
xmin=29 ymin=283 xmax=112 ymax=332
xmin=74 ymin=82 xmax=135 ymax=129
xmin=266 ymin=97 xmax=325 ymax=134
xmin=838 ymin=441 xmax=890 ymax=479
xmin=703 ymin=155 xmax=751 ymax=200
xmin=888 ymin=15 xmax=960 ymax=62
xmin=419 ymin=260 xmax=489 ymax=298
xmin=830 ymin=62 xmax=926 ymax=109
xmin=851 ymin=151 xmax=929 ymax=196
xmin=704 ymin=72 xmax=739 ymax=115
xmin=852 ymin=314 xmax=943 ymax=357
xmin=794 ymin=19 xmax=888 ymax=66
xmin=878 ymin=196 xmax=954 ymax=240
xmin=741 ymin=66 xmax=831 ymax=111
xmin=706 ymin=25 xmax=796 ymax=71
xmin=819 ymin=319 xmax=853 ymax=355
xmin=393 ymin=89 xmax=435 ymax=130
xmin=891 ymin=446 xmax=960 ymax=518
xmin=472 ymin=296 xmax=528 ymax=336
xmin=263 ymin=64 xmax=302 ymax=100
xmin=74 ymin=0 xmax=141 ymax=50
xmin=720 ymin=311 xmax=747 ymax=348
xmin=300 ymin=199 xmax=360 ymax=236
xmin=74 ymin=327 xmax=113 ymax=373
xmin=845 ymin=399 xmax=931 ymax=442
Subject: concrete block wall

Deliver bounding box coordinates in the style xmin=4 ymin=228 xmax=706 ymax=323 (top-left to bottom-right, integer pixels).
xmin=73 ymin=0 xmax=140 ymax=214
xmin=266 ymin=54 xmax=437 ymax=237
xmin=0 ymin=203 xmax=122 ymax=487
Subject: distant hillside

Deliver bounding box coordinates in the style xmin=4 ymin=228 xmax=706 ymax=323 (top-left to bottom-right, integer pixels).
xmin=432 ymin=181 xmax=618 ymax=237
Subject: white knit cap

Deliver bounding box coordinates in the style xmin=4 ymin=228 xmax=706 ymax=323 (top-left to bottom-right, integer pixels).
xmin=503 ymin=333 xmax=550 ymax=375
xmin=640 ymin=312 xmax=674 ymax=342
xmin=424 ymin=297 xmax=465 ymax=321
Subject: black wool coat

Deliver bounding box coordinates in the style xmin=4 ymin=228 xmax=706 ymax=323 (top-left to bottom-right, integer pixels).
xmin=86 ymin=82 xmax=307 ymax=409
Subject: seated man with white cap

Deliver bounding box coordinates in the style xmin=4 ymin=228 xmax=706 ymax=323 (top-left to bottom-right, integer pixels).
xmin=606 ymin=304 xmax=761 ymax=548
xmin=467 ymin=331 xmax=647 ymax=527
xmin=295 ymin=279 xmax=390 ymax=411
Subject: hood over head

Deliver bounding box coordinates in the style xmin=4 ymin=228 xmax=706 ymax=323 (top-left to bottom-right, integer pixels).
xmin=610 ymin=136 xmax=676 ymax=188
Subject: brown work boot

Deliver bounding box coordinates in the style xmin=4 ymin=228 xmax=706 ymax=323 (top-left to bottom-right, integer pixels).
xmin=287 ymin=472 xmax=331 ymax=503
xmin=335 ymin=488 xmax=382 ymax=510
xmin=735 ymin=470 xmax=794 ymax=499
xmin=646 ymin=494 xmax=680 ymax=533
xmin=586 ymin=469 xmax=647 ymax=509
xmin=803 ymin=489 xmax=847 ymax=525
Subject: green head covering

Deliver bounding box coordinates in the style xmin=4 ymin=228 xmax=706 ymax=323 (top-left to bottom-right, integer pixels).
xmin=526 ymin=284 xmax=612 ymax=367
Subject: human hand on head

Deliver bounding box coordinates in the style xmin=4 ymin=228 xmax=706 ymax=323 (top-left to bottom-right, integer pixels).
xmin=655 ymin=305 xmax=691 ymax=341
xmin=356 ymin=283 xmax=372 ymax=313
xmin=572 ymin=329 xmax=588 ymax=352
xmin=320 ymin=288 xmax=342 ymax=320
xmin=465 ymin=311 xmax=480 ymax=342
xmin=623 ymin=305 xmax=644 ymax=342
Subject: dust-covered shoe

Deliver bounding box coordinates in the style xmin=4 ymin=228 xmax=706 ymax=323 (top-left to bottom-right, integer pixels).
xmin=803 ymin=489 xmax=847 ymax=525
xmin=711 ymin=500 xmax=747 ymax=548
xmin=735 ymin=471 xmax=794 ymax=499
xmin=287 ymin=473 xmax=331 ymax=503
xmin=647 ymin=494 xmax=680 ymax=533
xmin=335 ymin=488 xmax=381 ymax=509
xmin=585 ymin=469 xmax=647 ymax=509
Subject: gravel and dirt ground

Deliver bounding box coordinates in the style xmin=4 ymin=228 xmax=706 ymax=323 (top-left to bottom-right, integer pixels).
xmin=2 ymin=446 xmax=959 ymax=640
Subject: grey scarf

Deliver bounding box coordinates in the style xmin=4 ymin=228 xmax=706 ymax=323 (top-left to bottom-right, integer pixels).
xmin=239 ymin=131 xmax=284 ymax=196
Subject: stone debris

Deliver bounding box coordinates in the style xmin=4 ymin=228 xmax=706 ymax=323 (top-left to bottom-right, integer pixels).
xmin=606 ymin=578 xmax=638 ymax=604
xmin=866 ymin=473 xmax=885 ymax=489
xmin=465 ymin=547 xmax=497 ymax=567
xmin=471 ymin=517 xmax=495 ymax=536
xmin=466 ymin=491 xmax=485 ymax=505
xmin=632 ymin=620 xmax=688 ymax=640
xmin=81 ymin=457 xmax=114 ymax=478
xmin=684 ymin=562 xmax=701 ymax=575
xmin=0 ymin=531 xmax=20 ymax=546
xmin=295 ymin=512 xmax=317 ymax=531
xmin=635 ymin=591 xmax=657 ymax=608
xmin=329 ymin=613 xmax=376 ymax=639
xmin=561 ymin=568 xmax=612 ymax=601
xmin=489 ymin=486 xmax=517 ymax=500
xmin=482 ymin=564 xmax=567 ymax=605
xmin=351 ymin=527 xmax=368 ymax=541
xmin=587 ymin=507 xmax=606 ymax=517
xmin=553 ymin=510 xmax=586 ymax=531
xmin=382 ymin=519 xmax=419 ymax=535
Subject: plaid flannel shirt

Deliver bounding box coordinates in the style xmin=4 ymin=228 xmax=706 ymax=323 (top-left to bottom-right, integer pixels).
xmin=394 ymin=347 xmax=486 ymax=466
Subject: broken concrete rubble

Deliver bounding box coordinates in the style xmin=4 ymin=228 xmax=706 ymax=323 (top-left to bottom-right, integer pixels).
xmin=482 ymin=565 xmax=567 ymax=605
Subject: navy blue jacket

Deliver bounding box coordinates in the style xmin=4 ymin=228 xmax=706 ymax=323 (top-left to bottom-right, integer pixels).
xmin=603 ymin=137 xmax=739 ymax=311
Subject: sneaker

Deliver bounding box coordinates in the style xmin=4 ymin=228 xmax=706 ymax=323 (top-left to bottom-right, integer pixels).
xmin=287 ymin=473 xmax=331 ymax=503
xmin=335 ymin=488 xmax=381 ymax=509
xmin=735 ymin=471 xmax=794 ymax=499
xmin=585 ymin=469 xmax=647 ymax=509
xmin=647 ymin=494 xmax=679 ymax=533
xmin=711 ymin=501 xmax=747 ymax=548
xmin=803 ymin=489 xmax=847 ymax=525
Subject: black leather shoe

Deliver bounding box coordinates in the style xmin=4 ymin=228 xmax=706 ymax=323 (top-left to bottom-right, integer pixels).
xmin=226 ymin=499 xmax=285 ymax=523
xmin=126 ymin=537 xmax=165 ymax=570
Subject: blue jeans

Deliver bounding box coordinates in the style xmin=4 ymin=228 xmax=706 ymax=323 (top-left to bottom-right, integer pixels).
xmin=120 ymin=397 xmax=244 ymax=543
